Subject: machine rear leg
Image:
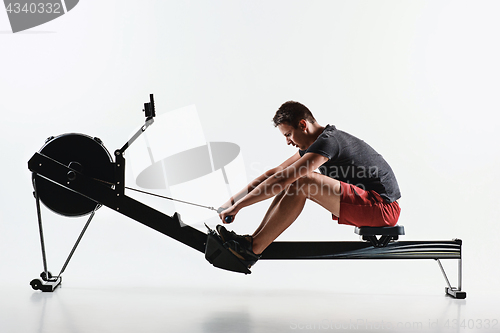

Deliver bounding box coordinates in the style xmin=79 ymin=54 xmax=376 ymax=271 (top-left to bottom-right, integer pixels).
xmin=31 ymin=180 xmax=62 ymax=292
xmin=436 ymin=258 xmax=466 ymax=299
xmin=30 ymin=179 xmax=99 ymax=292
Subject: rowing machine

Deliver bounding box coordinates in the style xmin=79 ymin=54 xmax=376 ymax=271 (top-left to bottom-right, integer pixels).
xmin=27 ymin=95 xmax=466 ymax=299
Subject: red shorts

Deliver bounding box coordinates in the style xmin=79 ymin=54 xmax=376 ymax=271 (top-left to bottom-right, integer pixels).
xmin=332 ymin=182 xmax=401 ymax=228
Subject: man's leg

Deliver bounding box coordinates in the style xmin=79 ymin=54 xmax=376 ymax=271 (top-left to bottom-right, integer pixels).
xmin=252 ymin=189 xmax=287 ymax=236
xmin=251 ymin=173 xmax=342 ymax=254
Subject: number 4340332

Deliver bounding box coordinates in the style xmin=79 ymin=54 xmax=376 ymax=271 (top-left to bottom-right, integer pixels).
xmin=5 ymin=2 xmax=62 ymax=14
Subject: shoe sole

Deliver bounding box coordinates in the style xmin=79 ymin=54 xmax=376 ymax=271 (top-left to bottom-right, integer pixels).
xmin=216 ymin=225 xmax=231 ymax=243
xmin=225 ymin=243 xmax=259 ymax=268
xmin=227 ymin=247 xmax=246 ymax=261
xmin=227 ymin=248 xmax=257 ymax=269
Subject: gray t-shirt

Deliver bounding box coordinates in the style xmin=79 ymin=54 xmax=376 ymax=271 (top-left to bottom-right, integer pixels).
xmin=299 ymin=125 xmax=401 ymax=203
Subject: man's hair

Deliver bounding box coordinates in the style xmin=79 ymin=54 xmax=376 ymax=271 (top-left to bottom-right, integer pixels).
xmin=272 ymin=101 xmax=316 ymax=128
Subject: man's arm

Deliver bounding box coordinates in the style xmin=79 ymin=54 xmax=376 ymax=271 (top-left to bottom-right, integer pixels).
xmin=219 ymin=152 xmax=302 ymax=209
xmin=219 ymin=152 xmax=328 ymax=222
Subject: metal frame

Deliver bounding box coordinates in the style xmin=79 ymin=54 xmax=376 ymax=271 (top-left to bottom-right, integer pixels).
xmin=205 ymin=227 xmax=465 ymax=298
xmin=436 ymin=258 xmax=466 ymax=299
xmin=30 ymin=179 xmax=100 ymax=292
xmin=27 ymin=114 xmax=466 ymax=299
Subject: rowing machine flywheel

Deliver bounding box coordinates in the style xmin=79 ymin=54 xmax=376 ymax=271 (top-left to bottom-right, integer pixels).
xmin=33 ymin=133 xmax=115 ymax=217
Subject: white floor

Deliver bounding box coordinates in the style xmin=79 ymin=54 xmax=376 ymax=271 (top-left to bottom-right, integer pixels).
xmin=2 ymin=283 xmax=498 ymax=333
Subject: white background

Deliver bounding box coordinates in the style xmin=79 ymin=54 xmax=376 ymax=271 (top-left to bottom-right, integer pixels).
xmin=1 ymin=1 xmax=499 ymax=332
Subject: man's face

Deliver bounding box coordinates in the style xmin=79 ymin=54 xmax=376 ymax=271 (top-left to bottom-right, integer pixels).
xmin=278 ymin=121 xmax=308 ymax=150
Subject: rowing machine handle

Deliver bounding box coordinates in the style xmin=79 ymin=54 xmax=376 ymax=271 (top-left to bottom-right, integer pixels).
xmin=217 ymin=207 xmax=234 ymax=223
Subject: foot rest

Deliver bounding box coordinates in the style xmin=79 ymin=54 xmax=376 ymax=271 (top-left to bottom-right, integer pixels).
xmin=355 ymin=225 xmax=405 ymax=247
xmin=204 ymin=226 xmax=251 ymax=274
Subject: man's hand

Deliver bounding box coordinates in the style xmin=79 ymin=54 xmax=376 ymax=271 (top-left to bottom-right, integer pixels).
xmin=219 ymin=204 xmax=240 ymax=224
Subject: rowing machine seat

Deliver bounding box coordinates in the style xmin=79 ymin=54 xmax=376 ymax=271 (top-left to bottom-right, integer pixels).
xmin=355 ymin=225 xmax=405 ymax=236
xmin=354 ymin=225 xmax=405 ymax=247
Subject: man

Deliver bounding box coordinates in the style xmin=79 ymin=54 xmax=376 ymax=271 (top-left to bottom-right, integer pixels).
xmin=218 ymin=101 xmax=401 ymax=267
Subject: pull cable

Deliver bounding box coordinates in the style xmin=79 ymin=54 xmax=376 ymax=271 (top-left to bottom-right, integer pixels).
xmin=125 ymin=186 xmax=220 ymax=212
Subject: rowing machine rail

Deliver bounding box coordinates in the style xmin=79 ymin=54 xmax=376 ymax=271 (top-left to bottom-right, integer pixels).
xmin=27 ymin=95 xmax=466 ymax=298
